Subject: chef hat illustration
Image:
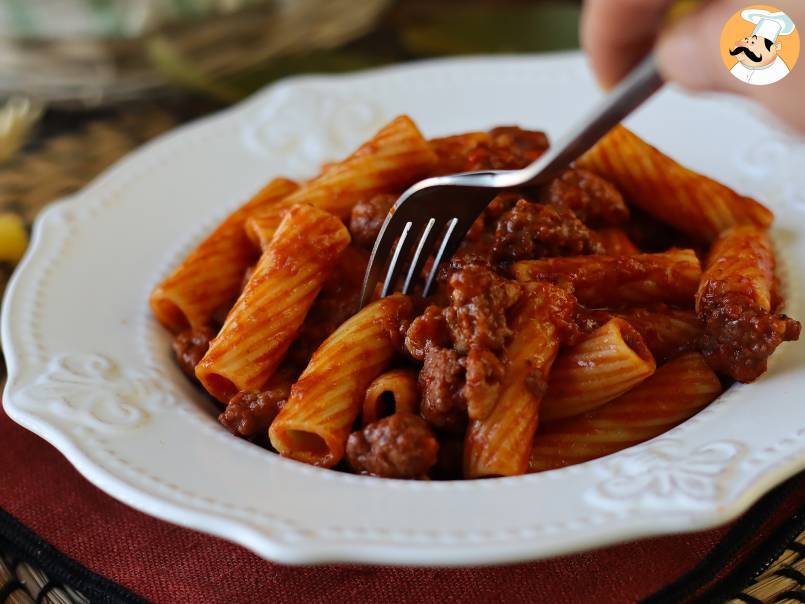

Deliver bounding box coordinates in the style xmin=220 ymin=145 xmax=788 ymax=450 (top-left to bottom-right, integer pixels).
xmin=741 ymin=9 xmax=796 ymax=42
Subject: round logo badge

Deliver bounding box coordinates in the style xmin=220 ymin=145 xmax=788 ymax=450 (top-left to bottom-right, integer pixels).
xmin=720 ymin=4 xmax=799 ymax=85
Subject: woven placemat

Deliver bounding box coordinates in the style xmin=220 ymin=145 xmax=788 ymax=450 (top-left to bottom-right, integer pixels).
xmin=0 ymin=106 xmax=803 ymax=604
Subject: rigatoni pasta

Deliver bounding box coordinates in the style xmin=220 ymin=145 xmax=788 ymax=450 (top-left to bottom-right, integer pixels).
xmin=597 ymin=227 xmax=639 ymax=255
xmin=529 ymin=353 xmax=722 ymax=471
xmin=195 ymin=204 xmax=350 ymax=402
xmin=540 ymin=318 xmax=656 ymax=422
xmin=362 ymin=369 xmax=420 ymax=427
xmin=464 ymin=283 xmax=569 ymax=478
xmin=269 ymin=294 xmax=413 ymax=468
xmin=150 ymin=178 xmax=298 ymax=333
xmin=512 ymin=249 xmax=702 ymax=307
xmin=576 ymin=125 xmax=772 ymax=241
xmin=245 ymin=115 xmax=438 ymax=247
xmin=695 ymin=225 xmax=800 ymax=382
xmin=614 ymin=306 xmax=702 ymax=364
xmin=155 ymin=117 xmax=800 ymax=480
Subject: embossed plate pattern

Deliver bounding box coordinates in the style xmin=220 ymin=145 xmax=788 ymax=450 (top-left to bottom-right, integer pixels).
xmin=3 ymin=54 xmax=805 ymax=565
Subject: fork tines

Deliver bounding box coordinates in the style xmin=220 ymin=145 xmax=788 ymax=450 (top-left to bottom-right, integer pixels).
xmin=359 ymin=184 xmax=492 ymax=309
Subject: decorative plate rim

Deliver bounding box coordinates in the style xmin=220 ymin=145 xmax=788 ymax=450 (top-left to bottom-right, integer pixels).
xmin=3 ymin=53 xmax=805 ymax=566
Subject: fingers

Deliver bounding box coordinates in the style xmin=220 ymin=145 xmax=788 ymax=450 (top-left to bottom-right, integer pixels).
xmin=657 ymin=0 xmax=805 ymax=132
xmin=656 ymin=0 xmax=744 ymax=92
xmin=582 ymin=0 xmax=676 ymax=88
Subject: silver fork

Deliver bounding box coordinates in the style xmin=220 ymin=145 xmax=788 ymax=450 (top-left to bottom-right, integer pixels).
xmin=359 ymin=54 xmax=664 ymax=309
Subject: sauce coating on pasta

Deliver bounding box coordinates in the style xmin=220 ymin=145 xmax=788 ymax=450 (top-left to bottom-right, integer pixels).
xmin=154 ymin=118 xmax=801 ymax=480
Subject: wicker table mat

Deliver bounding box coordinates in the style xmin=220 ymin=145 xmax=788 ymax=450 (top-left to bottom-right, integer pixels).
xmin=0 ymin=105 xmax=803 ymax=604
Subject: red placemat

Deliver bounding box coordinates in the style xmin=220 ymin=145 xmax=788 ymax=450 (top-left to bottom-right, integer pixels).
xmin=1 ymin=407 xmax=804 ymax=604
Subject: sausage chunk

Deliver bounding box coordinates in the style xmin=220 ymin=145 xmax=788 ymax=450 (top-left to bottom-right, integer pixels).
xmin=700 ymin=291 xmax=800 ymax=382
xmin=444 ymin=265 xmax=521 ymax=353
xmin=346 ymin=413 xmax=439 ymax=478
xmin=419 ymin=347 xmax=467 ymax=431
xmin=219 ymin=386 xmax=289 ymax=437
xmin=492 ymin=199 xmax=603 ymax=263
xmin=405 ymin=305 xmax=450 ymax=361
xmin=545 ymin=168 xmax=629 ymax=227
xmin=172 ymin=326 xmax=216 ymax=380
xmin=349 ymin=194 xmax=397 ymax=249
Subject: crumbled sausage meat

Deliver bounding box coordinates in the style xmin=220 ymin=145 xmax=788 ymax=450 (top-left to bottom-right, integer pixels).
xmin=172 ymin=326 xmax=216 ymax=380
xmin=444 ymin=265 xmax=521 ymax=353
xmin=465 ymin=127 xmax=549 ymax=171
xmin=463 ymin=347 xmax=505 ymax=420
xmin=346 ymin=413 xmax=439 ymax=478
xmin=405 ymin=305 xmax=450 ymax=361
xmin=349 ymin=194 xmax=397 ymax=249
xmin=545 ymin=168 xmax=629 ymax=227
xmin=219 ymin=387 xmax=288 ymax=437
xmin=492 ymin=198 xmax=603 ymax=263
xmin=699 ymin=291 xmax=801 ymax=382
xmin=418 ymin=347 xmax=468 ymax=431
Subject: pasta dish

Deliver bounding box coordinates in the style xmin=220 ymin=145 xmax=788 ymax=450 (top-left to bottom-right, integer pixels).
xmin=150 ymin=116 xmax=801 ymax=480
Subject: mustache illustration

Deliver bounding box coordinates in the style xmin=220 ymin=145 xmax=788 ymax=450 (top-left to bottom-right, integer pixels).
xmin=730 ymin=46 xmax=763 ymax=62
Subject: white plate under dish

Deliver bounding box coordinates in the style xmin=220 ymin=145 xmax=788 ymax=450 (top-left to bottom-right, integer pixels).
xmin=3 ymin=53 xmax=805 ymax=566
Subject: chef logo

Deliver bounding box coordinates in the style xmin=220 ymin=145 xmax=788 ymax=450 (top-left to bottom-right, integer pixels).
xmin=720 ymin=5 xmax=799 ymax=86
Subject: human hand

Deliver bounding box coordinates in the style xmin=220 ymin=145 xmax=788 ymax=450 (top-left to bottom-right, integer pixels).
xmin=582 ymin=0 xmax=805 ymax=131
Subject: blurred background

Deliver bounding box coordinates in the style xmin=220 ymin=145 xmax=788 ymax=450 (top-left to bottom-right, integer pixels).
xmin=0 ymin=0 xmax=581 ymax=288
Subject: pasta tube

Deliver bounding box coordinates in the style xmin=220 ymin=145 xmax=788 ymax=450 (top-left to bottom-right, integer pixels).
xmin=196 ymin=204 xmax=350 ymax=402
xmin=245 ymin=115 xmax=437 ymax=247
xmin=576 ymin=125 xmax=772 ymax=241
xmin=513 ymin=249 xmax=702 ymax=308
xmin=270 ymin=294 xmax=414 ymax=468
xmin=464 ymin=283 xmax=571 ymax=478
xmin=540 ymin=318 xmax=656 ymax=422
xmin=150 ymin=178 xmax=298 ymax=332
xmin=529 ymin=353 xmax=722 ymax=471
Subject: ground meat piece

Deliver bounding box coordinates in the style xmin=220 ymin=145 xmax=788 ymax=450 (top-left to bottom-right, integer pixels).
xmin=433 ymin=246 xmax=494 ymax=297
xmin=489 ymin=126 xmax=549 ymax=159
xmin=544 ymin=168 xmax=629 ymax=227
xmin=349 ymin=194 xmax=397 ymax=249
xmin=463 ymin=347 xmax=505 ymax=420
xmin=465 ymin=127 xmax=549 ymax=171
xmin=700 ymin=291 xmax=800 ymax=382
xmin=219 ymin=382 xmax=290 ymax=437
xmin=172 ymin=326 xmax=216 ymax=380
xmin=346 ymin=412 xmax=439 ymax=478
xmin=492 ymin=199 xmax=603 ymax=263
xmin=286 ymin=246 xmax=367 ymax=367
xmin=573 ymin=308 xmax=610 ymax=338
xmin=419 ymin=347 xmax=467 ymax=432
xmin=431 ymin=128 xmax=548 ymax=175
xmin=444 ymin=265 xmax=521 ymax=353
xmin=405 ymin=305 xmax=450 ymax=361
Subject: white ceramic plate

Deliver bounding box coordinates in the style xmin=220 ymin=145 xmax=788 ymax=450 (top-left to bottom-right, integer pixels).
xmin=3 ymin=54 xmax=805 ymax=566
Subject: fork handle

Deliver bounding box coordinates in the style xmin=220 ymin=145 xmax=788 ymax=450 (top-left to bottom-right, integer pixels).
xmin=514 ymin=54 xmax=664 ymax=188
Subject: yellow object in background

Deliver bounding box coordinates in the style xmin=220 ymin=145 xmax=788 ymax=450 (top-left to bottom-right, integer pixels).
xmin=0 ymin=213 xmax=28 ymax=264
